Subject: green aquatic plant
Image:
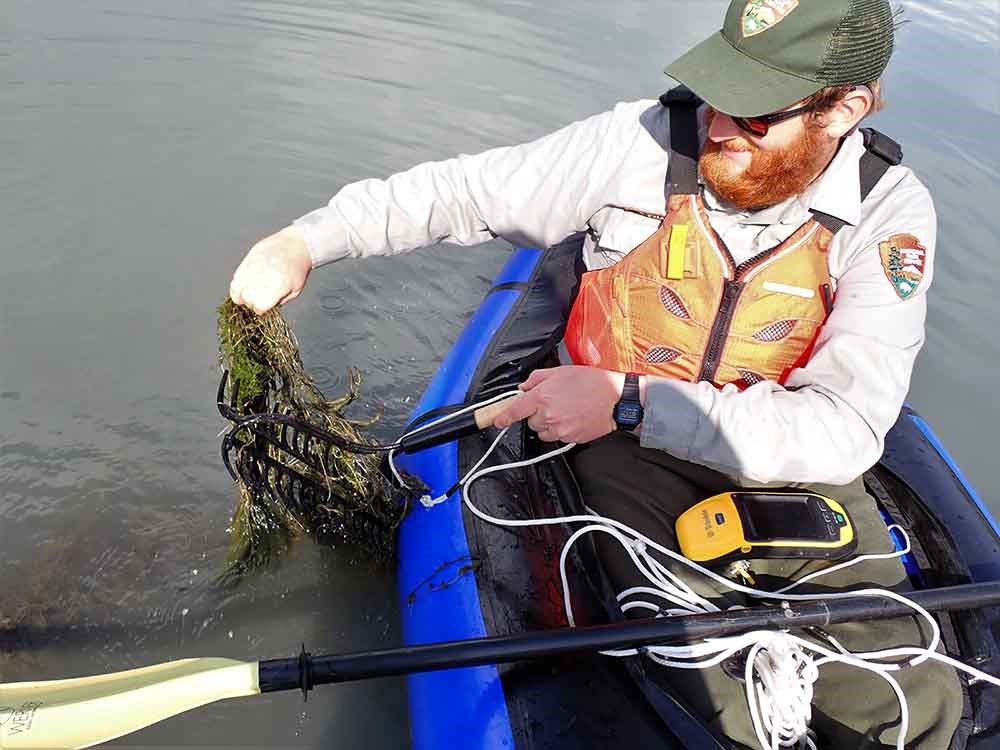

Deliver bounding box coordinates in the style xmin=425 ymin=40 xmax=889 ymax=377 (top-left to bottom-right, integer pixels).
xmin=217 ymin=299 xmax=412 ymax=576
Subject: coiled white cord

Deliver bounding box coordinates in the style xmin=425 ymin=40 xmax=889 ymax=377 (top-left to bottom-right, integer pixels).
xmin=391 ymin=401 xmax=1000 ymax=749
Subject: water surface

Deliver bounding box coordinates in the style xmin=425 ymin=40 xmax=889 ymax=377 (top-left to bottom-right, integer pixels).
xmin=2 ymin=1 xmax=998 ymax=746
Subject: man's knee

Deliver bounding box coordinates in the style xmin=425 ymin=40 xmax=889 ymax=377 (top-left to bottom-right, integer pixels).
xmin=811 ymin=657 xmax=963 ymax=748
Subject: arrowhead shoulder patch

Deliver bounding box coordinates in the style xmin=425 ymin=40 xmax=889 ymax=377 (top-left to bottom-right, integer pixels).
xmin=743 ymin=0 xmax=800 ymax=37
xmin=879 ymin=233 xmax=927 ymax=300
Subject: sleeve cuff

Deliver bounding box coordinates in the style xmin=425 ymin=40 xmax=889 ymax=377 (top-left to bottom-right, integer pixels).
xmin=638 ymin=376 xmax=704 ymax=460
xmin=293 ymin=208 xmax=350 ymax=269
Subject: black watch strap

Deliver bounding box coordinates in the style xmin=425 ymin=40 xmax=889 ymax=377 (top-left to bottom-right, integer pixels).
xmin=621 ymin=373 xmax=640 ymax=402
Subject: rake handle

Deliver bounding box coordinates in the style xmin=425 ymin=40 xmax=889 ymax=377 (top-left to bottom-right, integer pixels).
xmin=398 ymin=395 xmax=519 ymax=453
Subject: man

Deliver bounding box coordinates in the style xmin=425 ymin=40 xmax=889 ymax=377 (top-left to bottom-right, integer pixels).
xmin=231 ymin=0 xmax=962 ymax=746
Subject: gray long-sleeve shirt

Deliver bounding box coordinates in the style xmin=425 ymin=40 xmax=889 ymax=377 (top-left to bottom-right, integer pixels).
xmin=294 ymin=99 xmax=936 ymax=485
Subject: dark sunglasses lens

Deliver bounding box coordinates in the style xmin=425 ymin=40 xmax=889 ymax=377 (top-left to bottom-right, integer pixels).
xmin=734 ymin=117 xmax=768 ymax=137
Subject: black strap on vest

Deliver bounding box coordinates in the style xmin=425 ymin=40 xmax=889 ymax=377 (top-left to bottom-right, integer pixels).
xmin=660 ymin=85 xmax=701 ymax=196
xmin=660 ymin=87 xmax=904 ymax=234
xmin=860 ymin=127 xmax=903 ymax=191
xmin=811 ymin=128 xmax=903 ymax=234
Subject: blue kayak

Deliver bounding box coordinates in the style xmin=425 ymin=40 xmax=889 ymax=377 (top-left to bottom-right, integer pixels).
xmin=392 ymin=237 xmax=1000 ymax=749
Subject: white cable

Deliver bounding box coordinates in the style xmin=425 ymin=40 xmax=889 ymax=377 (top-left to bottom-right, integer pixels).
xmin=774 ymin=533 xmax=912 ymax=594
xmin=388 ymin=390 xmax=521 ymax=506
xmin=389 ymin=397 xmax=1000 ymax=749
xmin=460 ymin=447 xmax=943 ymax=659
xmin=745 ymin=635 xmax=819 ymax=749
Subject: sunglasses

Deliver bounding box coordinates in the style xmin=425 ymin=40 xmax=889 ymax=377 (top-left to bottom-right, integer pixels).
xmin=719 ymin=85 xmax=869 ymax=137
xmin=728 ymin=102 xmax=817 ymax=137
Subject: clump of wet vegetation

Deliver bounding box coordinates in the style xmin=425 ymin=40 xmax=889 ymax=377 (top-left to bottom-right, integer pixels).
xmin=217 ymin=299 xmax=416 ymax=577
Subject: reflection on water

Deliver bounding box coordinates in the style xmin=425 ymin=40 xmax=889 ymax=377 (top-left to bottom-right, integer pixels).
xmin=906 ymin=0 xmax=999 ymax=45
xmin=901 ymin=1 xmax=1000 ymax=117
xmin=1 ymin=0 xmax=998 ymax=747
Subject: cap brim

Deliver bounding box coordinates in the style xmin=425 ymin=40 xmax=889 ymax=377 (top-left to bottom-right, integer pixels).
xmin=665 ymin=31 xmax=822 ymax=118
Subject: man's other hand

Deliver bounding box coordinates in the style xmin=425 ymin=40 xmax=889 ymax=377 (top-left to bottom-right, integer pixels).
xmin=230 ymin=226 xmax=312 ymax=315
xmin=494 ymin=366 xmax=626 ymax=444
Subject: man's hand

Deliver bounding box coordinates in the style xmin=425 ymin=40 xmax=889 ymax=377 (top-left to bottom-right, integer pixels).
xmin=494 ymin=366 xmax=627 ymax=444
xmin=230 ymin=225 xmax=313 ymax=315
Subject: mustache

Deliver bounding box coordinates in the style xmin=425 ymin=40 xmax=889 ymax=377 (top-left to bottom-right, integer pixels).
xmin=703 ymin=138 xmax=756 ymax=155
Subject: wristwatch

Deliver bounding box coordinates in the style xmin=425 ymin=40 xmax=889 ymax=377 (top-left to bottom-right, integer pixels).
xmin=613 ymin=373 xmax=644 ymax=431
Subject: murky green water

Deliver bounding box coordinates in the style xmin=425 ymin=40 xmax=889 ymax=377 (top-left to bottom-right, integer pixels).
xmin=2 ymin=1 xmax=998 ymax=746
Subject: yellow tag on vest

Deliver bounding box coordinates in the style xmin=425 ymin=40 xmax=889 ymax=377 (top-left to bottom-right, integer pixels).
xmin=667 ymin=224 xmax=688 ymax=280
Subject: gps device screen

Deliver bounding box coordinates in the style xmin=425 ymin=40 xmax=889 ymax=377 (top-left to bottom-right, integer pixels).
xmin=735 ymin=493 xmax=825 ymax=542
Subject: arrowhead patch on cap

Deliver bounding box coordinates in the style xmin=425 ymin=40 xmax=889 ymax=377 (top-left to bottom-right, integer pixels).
xmin=879 ymin=234 xmax=927 ymax=300
xmin=742 ymin=0 xmax=800 ymax=38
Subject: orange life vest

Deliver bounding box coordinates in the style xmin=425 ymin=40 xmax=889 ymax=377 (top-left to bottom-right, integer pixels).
xmin=562 ymin=86 xmax=901 ymax=390
xmin=564 ymin=193 xmax=834 ymax=389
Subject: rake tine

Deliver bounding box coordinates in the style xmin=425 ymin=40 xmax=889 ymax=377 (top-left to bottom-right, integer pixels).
xmin=216 ymin=370 xmax=240 ymax=422
xmin=234 ymin=413 xmax=388 ymax=461
xmin=234 ymin=443 xmax=359 ymax=521
xmin=220 ymin=421 xmax=251 ymax=483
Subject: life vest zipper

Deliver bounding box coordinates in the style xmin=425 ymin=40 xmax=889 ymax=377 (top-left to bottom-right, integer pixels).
xmin=734 ymin=247 xmax=778 ymax=278
xmin=689 ymin=196 xmax=822 ymax=384
xmin=697 ymin=242 xmax=786 ymax=384
xmin=698 ymin=279 xmax=744 ymax=383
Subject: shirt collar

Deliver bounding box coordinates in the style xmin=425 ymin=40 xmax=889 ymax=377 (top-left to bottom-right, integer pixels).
xmin=808 ymin=129 xmax=864 ymax=227
xmin=699 ymin=130 xmax=865 ymax=228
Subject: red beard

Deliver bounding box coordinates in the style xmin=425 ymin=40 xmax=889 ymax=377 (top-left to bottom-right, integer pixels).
xmin=699 ymin=112 xmax=834 ymax=211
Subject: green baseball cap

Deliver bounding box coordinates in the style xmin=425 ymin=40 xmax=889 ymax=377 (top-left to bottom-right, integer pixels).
xmin=665 ymin=0 xmax=894 ymax=117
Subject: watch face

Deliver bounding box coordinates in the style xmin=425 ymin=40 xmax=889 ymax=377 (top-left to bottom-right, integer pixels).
xmin=615 ymin=403 xmax=643 ymax=426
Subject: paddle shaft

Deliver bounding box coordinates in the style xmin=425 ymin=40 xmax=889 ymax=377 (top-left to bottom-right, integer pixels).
xmin=3 ymin=582 xmax=997 ymax=750
xmin=258 ymin=580 xmax=1000 ymax=694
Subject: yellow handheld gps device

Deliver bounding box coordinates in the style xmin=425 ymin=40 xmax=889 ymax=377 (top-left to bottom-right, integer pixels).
xmin=675 ymin=491 xmax=857 ymax=564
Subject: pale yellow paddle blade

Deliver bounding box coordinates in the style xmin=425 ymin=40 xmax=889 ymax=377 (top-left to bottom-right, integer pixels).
xmin=0 ymin=657 xmax=260 ymax=749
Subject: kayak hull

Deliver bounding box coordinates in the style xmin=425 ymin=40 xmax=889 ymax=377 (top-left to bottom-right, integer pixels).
xmin=395 ymin=238 xmax=1000 ymax=749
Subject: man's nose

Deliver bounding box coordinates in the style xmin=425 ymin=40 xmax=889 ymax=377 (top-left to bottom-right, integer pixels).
xmin=708 ymin=112 xmax=743 ymax=142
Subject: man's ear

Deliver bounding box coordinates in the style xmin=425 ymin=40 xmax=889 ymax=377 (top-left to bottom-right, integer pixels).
xmin=822 ymin=88 xmax=874 ymax=139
